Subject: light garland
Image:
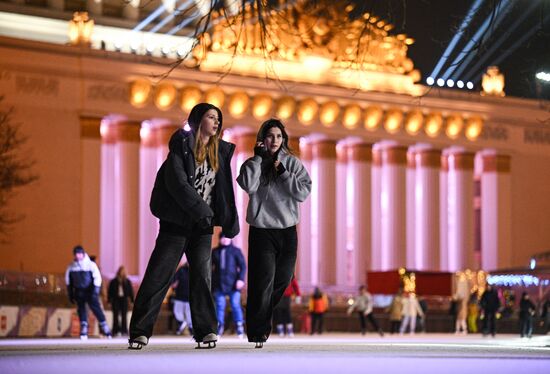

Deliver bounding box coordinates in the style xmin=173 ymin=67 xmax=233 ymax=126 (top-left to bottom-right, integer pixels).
xmin=487 ymin=274 xmax=541 ymax=287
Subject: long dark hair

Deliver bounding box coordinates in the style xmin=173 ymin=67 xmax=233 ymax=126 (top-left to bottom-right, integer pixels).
xmin=313 ymin=287 xmax=323 ymax=299
xmin=257 ymin=119 xmax=294 ymax=185
xmin=188 ymin=103 xmax=223 ymax=171
xmin=116 ymin=266 xmax=127 ymax=281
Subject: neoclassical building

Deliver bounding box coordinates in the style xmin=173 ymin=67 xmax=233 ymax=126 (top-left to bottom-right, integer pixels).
xmin=1 ymin=2 xmax=549 ymax=294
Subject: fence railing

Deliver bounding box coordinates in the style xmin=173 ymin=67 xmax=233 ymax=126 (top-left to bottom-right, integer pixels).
xmin=0 ymin=270 xmax=66 ymax=294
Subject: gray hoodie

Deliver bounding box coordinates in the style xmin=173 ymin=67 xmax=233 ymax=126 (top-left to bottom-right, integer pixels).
xmin=237 ymin=151 xmax=311 ymax=229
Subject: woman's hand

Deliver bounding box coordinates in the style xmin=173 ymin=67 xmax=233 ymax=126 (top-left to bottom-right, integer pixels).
xmin=254 ymin=142 xmax=267 ymax=157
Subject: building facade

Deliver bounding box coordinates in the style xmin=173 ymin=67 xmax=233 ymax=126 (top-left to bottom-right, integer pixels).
xmin=1 ymin=3 xmax=550 ymax=294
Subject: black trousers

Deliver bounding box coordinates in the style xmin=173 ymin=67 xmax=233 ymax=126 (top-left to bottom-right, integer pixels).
xmin=246 ymin=226 xmax=297 ymax=341
xmin=482 ymin=311 xmax=497 ymax=336
xmin=75 ymin=288 xmax=106 ymax=324
xmin=358 ymin=312 xmax=380 ymax=333
xmin=112 ymin=298 xmax=129 ymax=335
xmin=129 ymin=229 xmax=216 ymax=341
xmin=520 ymin=315 xmax=533 ymax=337
xmin=310 ymin=312 xmax=324 ymax=334
xmin=390 ymin=320 xmax=401 ymax=334
xmin=273 ymin=296 xmax=292 ymax=325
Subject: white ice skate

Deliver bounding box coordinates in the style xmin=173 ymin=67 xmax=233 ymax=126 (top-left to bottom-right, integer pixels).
xmin=79 ymin=322 xmax=88 ymax=340
xmin=195 ymin=333 xmax=218 ymax=349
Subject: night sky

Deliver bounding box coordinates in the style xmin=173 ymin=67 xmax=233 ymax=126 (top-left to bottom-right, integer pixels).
xmin=355 ymin=0 xmax=550 ymax=100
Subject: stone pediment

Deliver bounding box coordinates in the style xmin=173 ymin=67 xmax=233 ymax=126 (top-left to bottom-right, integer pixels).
xmin=191 ymin=0 xmax=424 ymax=96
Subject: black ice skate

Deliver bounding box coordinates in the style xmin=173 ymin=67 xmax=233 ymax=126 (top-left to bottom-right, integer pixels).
xmin=250 ymin=334 xmax=267 ymax=349
xmin=195 ymin=333 xmax=218 ymax=349
xmin=128 ymin=335 xmax=148 ymax=350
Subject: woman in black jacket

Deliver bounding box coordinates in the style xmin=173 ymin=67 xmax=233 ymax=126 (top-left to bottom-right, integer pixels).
xmin=129 ymin=103 xmax=239 ymax=350
xmin=108 ymin=266 xmax=134 ymax=336
xmin=519 ymin=292 xmax=536 ymax=338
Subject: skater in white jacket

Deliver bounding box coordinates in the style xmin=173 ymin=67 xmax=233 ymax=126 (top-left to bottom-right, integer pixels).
xmin=65 ymin=245 xmax=111 ymax=339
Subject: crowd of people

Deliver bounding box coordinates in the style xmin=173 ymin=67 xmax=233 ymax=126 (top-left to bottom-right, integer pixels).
xmin=64 ymin=102 xmax=549 ymax=345
xmin=65 ymin=243 xmax=550 ymax=341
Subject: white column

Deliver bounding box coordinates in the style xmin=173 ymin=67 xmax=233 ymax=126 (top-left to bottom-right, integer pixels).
xmin=440 ymin=150 xmax=449 ymax=271
xmin=81 ymin=119 xmax=101 ymax=263
xmin=100 ymin=117 xmax=140 ymax=276
xmin=414 ymin=146 xmax=441 ymax=270
xmin=479 ymin=151 xmax=512 ymax=271
xmin=371 ymin=152 xmax=381 ymax=270
xmin=446 ymin=148 xmax=476 ymax=271
xmin=347 ymin=142 xmax=372 ymax=286
xmin=372 ymin=141 xmax=407 ymax=270
xmin=406 ymin=148 xmax=416 ymax=268
xmin=234 ymin=130 xmax=256 ymax=259
xmin=298 ymin=140 xmax=313 ymax=288
xmin=310 ymin=139 xmax=337 ymax=286
xmin=335 ymin=143 xmax=348 ymax=287
xmin=138 ymin=120 xmax=177 ymax=278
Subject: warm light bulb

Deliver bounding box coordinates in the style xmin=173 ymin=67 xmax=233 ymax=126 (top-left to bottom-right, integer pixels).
xmin=319 ymin=101 xmax=340 ymax=127
xmin=297 ymin=98 xmax=318 ymax=125
xmin=342 ymin=105 xmax=362 ymax=130
xmin=364 ymin=106 xmax=382 ymax=131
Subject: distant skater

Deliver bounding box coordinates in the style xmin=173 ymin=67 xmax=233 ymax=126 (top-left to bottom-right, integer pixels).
xmin=65 ymin=245 xmax=112 ymax=339
xmin=347 ymin=285 xmax=384 ymax=336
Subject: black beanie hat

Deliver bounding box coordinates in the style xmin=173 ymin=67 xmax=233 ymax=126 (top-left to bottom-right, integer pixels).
xmin=187 ymin=103 xmax=223 ymax=135
xmin=73 ymin=245 xmax=85 ymax=255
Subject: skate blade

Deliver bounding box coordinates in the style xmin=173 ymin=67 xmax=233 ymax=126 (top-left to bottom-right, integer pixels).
xmin=195 ymin=342 xmax=216 ymax=349
xmin=128 ymin=342 xmax=145 ymax=350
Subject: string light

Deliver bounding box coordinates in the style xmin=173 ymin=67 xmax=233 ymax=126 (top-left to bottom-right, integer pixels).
xmin=487 ymin=274 xmax=540 ymax=287
xmin=536 ymin=72 xmax=550 ymax=83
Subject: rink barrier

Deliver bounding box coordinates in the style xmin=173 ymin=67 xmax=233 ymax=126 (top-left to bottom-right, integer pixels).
xmin=0 ymin=305 xmax=119 ymax=338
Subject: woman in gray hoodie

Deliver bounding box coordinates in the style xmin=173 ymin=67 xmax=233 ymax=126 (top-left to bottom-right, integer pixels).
xmin=237 ymin=119 xmax=312 ymax=348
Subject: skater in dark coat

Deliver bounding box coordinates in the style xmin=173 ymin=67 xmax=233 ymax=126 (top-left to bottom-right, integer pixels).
xmin=237 ymin=118 xmax=311 ymax=348
xmin=541 ymin=297 xmax=550 ymax=334
xmin=107 ymin=266 xmax=134 ymax=336
xmin=519 ymin=292 xmax=536 ymax=338
xmin=129 ymin=103 xmax=239 ymax=349
xmin=171 ymin=263 xmax=192 ymax=335
xmin=480 ymin=284 xmax=501 ymax=337
xmin=211 ymin=233 xmax=246 ymax=338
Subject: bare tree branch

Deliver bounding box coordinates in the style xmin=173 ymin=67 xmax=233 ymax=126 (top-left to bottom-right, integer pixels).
xmin=0 ymin=97 xmax=39 ymax=240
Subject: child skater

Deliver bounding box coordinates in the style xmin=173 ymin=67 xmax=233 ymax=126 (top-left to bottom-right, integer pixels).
xmin=237 ymin=118 xmax=312 ymax=348
xmin=129 ymin=103 xmax=239 ymax=350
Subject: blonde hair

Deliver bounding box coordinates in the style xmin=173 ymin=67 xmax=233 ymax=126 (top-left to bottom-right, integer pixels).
xmin=193 ymin=123 xmax=220 ymax=171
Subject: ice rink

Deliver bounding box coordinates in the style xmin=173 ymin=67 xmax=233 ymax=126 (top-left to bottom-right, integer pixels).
xmin=1 ymin=333 xmax=549 ymax=374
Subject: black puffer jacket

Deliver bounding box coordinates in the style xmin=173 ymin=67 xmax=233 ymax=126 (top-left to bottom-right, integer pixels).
xmin=150 ymin=129 xmax=239 ymax=238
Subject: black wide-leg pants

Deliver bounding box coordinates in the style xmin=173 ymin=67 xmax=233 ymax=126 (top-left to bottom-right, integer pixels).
xmin=246 ymin=225 xmax=297 ymax=341
xmin=129 ymin=228 xmax=216 ymax=341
